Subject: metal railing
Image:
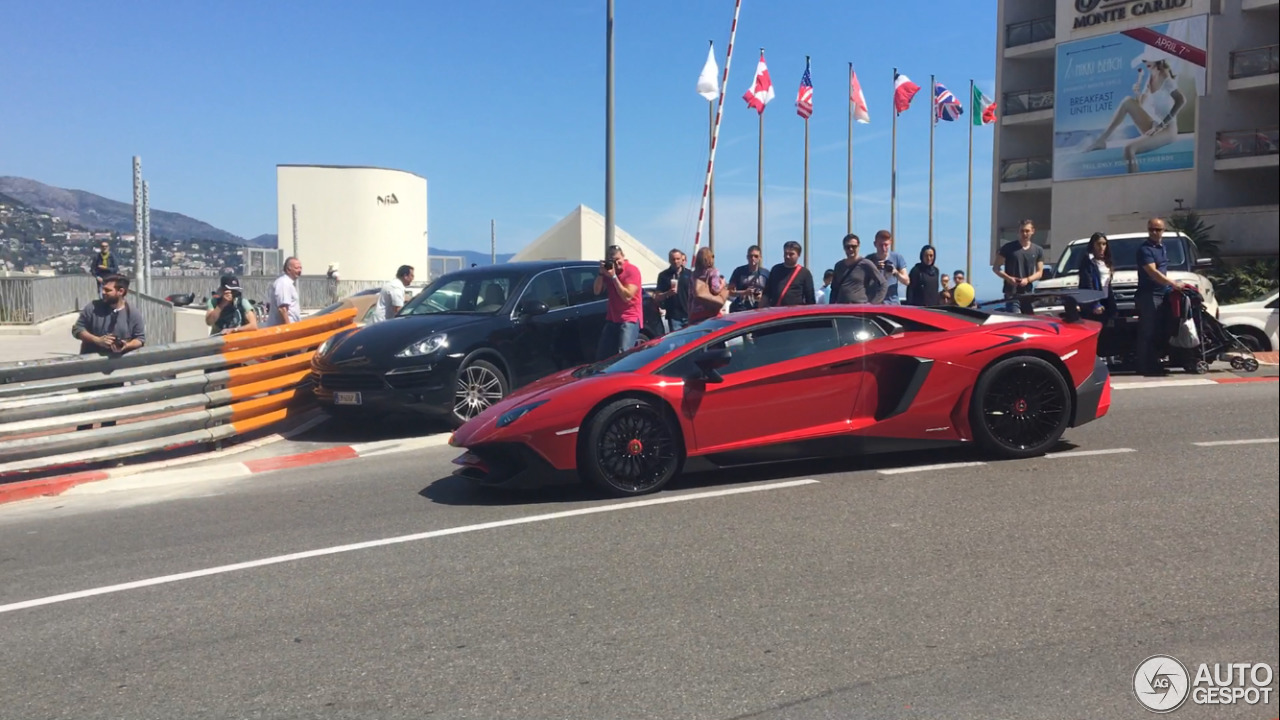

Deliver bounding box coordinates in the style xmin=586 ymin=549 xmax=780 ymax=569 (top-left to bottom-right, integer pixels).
xmin=131 ymin=293 xmax=176 ymax=346
xmin=1215 ymin=127 xmax=1280 ymax=159
xmin=0 ymin=275 xmax=99 ymax=325
xmin=1230 ymin=44 xmax=1279 ymax=79
xmin=148 ymin=275 xmax=384 ymax=310
xmin=0 ymin=310 xmax=356 ymax=479
xmin=1006 ymin=16 xmax=1054 ymax=48
xmin=1000 ymin=156 xmax=1053 ymax=183
xmin=1002 ymin=88 xmax=1054 ymax=116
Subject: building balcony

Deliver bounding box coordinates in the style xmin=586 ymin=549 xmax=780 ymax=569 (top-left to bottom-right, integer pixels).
xmin=1216 ymin=127 xmax=1280 ymax=170
xmin=1242 ymin=0 xmax=1278 ymax=10
xmin=1004 ymin=16 xmax=1055 ymax=59
xmin=999 ymin=156 xmax=1053 ymax=191
xmin=1229 ymin=45 xmax=1279 ymax=91
xmin=1001 ymin=89 xmax=1054 ymax=125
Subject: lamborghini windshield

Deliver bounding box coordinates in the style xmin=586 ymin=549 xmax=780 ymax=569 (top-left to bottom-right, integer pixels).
xmin=575 ymin=320 xmax=733 ymax=376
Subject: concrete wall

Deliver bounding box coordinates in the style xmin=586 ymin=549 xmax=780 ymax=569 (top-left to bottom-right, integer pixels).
xmin=276 ymin=166 xmax=428 ymax=283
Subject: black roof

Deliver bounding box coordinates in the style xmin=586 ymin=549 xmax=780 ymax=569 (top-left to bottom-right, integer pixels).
xmin=437 ymin=260 xmax=597 ymax=278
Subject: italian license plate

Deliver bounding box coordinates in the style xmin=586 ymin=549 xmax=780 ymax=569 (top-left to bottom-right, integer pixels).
xmin=334 ymin=391 xmax=362 ymax=406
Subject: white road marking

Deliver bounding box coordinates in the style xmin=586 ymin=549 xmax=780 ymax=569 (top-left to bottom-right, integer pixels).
xmin=1045 ymin=448 xmax=1136 ymax=458
xmin=878 ymin=461 xmax=986 ymax=475
xmin=0 ymin=479 xmax=820 ymax=615
xmin=1192 ymin=438 xmax=1279 ymax=447
xmin=350 ymin=434 xmax=452 ymax=457
xmin=1111 ymin=379 xmax=1216 ymax=390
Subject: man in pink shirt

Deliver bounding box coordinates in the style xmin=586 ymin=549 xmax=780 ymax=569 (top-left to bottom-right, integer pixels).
xmin=592 ymin=244 xmax=644 ymax=360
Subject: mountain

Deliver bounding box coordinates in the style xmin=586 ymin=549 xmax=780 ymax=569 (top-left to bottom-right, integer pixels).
xmin=432 ymin=248 xmax=514 ymax=267
xmin=247 ymin=234 xmax=278 ymax=248
xmin=0 ymin=176 xmax=247 ymax=245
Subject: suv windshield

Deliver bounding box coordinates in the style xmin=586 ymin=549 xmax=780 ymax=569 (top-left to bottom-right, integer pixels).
xmin=1055 ymin=236 xmax=1187 ymax=277
xmin=574 ymin=320 xmax=733 ymax=377
xmin=400 ymin=272 xmax=524 ymax=316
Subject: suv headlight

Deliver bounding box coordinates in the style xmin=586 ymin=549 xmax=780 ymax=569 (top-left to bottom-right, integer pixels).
xmin=396 ymin=333 xmax=448 ymax=358
xmin=497 ymin=400 xmax=549 ymax=428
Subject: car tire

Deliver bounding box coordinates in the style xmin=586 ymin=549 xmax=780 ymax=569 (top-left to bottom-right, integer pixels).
xmin=452 ymin=359 xmax=508 ymax=427
xmin=580 ymin=397 xmax=682 ymax=497
xmin=1228 ymin=326 xmax=1269 ymax=353
xmin=970 ymin=355 xmax=1072 ymax=460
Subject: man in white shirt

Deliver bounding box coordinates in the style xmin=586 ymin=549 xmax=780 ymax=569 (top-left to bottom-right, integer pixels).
xmin=370 ymin=265 xmax=415 ymax=324
xmin=266 ymin=256 xmax=303 ymax=326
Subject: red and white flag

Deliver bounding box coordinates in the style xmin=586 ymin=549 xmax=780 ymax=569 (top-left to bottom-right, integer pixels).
xmin=850 ymin=69 xmax=870 ymax=124
xmin=795 ymin=57 xmax=813 ymax=119
xmin=743 ymin=50 xmax=775 ymax=114
xmin=893 ymin=71 xmax=921 ymax=114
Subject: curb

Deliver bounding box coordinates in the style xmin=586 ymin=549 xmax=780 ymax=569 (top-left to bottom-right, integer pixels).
xmin=0 ymin=431 xmax=452 ymax=506
xmin=1111 ymin=374 xmax=1277 ymax=390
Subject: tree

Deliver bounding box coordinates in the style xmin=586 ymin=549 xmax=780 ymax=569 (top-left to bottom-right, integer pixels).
xmin=1169 ymin=210 xmax=1219 ymax=262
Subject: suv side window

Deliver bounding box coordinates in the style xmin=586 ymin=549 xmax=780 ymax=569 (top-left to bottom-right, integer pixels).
xmin=565 ymin=267 xmax=603 ymax=306
xmin=519 ymin=271 xmax=569 ymax=311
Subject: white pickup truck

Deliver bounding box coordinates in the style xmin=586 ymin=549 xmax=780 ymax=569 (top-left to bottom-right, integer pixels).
xmin=1037 ymin=231 xmax=1220 ymax=319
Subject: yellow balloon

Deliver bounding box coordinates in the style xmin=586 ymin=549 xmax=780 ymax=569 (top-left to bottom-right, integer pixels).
xmin=954 ymin=282 xmax=975 ymax=308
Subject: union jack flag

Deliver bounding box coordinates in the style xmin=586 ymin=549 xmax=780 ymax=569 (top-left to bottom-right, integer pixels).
xmin=934 ymin=82 xmax=963 ymax=123
xmin=796 ymin=58 xmax=813 ymax=119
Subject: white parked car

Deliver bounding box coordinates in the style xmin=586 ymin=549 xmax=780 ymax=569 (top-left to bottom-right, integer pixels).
xmin=1038 ymin=231 xmax=1219 ymax=319
xmin=1218 ymin=291 xmax=1278 ymax=352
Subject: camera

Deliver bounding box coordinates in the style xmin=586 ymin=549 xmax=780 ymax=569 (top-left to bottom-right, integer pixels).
xmin=601 ymin=259 xmax=620 ymax=273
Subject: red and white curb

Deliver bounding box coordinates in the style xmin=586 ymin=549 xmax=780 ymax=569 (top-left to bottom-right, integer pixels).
xmin=0 ymin=425 xmax=452 ymax=506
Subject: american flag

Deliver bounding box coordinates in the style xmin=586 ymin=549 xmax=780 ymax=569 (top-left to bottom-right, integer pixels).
xmin=796 ymin=59 xmax=813 ymax=119
xmin=935 ymin=82 xmax=963 ymax=122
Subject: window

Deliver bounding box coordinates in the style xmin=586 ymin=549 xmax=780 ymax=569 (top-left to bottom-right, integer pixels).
xmin=519 ymin=270 xmax=569 ymax=311
xmin=564 ymin=266 xmax=604 ymax=306
xmin=709 ymin=319 xmax=840 ymax=376
xmin=836 ymin=316 xmax=889 ymax=345
xmin=400 ymin=273 xmax=521 ymax=315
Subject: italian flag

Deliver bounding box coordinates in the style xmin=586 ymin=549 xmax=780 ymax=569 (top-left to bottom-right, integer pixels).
xmin=972 ymin=85 xmax=997 ymax=126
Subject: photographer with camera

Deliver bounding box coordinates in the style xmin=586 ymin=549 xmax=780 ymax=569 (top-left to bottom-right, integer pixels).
xmin=867 ymin=230 xmax=908 ymax=304
xmin=592 ymin=244 xmax=643 ymax=360
xmin=204 ymin=274 xmax=259 ymax=335
xmin=73 ymin=274 xmax=146 ymax=356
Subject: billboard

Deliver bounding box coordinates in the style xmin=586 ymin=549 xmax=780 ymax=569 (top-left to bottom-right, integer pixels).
xmin=1053 ymin=15 xmax=1207 ymax=181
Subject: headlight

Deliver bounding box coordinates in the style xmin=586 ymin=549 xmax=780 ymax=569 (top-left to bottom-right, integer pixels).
xmin=497 ymin=400 xmax=549 ymax=428
xmin=396 ymin=333 xmax=448 ymax=358
xmin=316 ymin=334 xmax=339 ymax=358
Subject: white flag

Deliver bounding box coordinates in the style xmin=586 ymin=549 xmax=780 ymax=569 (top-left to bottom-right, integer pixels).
xmin=697 ymin=43 xmax=719 ymax=101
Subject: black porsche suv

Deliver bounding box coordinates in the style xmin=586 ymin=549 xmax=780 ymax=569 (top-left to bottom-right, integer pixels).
xmin=310 ymin=261 xmax=666 ymax=426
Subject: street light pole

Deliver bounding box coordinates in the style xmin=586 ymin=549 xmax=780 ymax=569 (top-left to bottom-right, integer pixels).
xmin=605 ymin=0 xmax=616 ymax=257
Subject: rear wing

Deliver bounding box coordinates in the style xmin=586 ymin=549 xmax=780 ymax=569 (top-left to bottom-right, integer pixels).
xmin=973 ymin=289 xmax=1107 ymax=322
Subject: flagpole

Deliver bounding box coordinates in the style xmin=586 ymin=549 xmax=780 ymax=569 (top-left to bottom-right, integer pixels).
xmin=691 ymin=1 xmax=741 ymax=255
xmin=847 ymin=62 xmax=853 ymax=235
xmin=967 ymin=79 xmax=975 ymax=281
xmin=803 ymin=57 xmax=810 ymax=267
xmin=891 ymin=67 xmax=897 ymax=242
xmin=929 ymin=73 xmax=935 ymax=248
xmin=708 ymin=96 xmax=715 ymax=253
xmin=605 ymin=0 xmax=615 ymax=257
xmin=758 ymin=48 xmax=765 ymax=251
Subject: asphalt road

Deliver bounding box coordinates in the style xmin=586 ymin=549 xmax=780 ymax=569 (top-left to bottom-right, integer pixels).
xmin=0 ymin=382 xmax=1276 ymax=720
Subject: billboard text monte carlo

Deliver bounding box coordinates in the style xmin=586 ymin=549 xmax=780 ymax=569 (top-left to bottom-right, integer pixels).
xmin=1074 ymin=0 xmax=1190 ymax=30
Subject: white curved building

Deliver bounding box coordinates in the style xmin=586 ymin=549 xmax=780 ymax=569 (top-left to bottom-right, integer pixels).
xmin=276 ymin=165 xmax=428 ymax=281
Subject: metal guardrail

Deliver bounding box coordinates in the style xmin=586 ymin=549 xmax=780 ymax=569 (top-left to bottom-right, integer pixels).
xmin=1215 ymin=127 xmax=1280 ymax=159
xmin=1000 ymin=156 xmax=1053 ymax=183
xmin=1230 ymin=44 xmax=1279 ymax=79
xmin=0 ymin=309 xmax=356 ymax=479
xmin=1006 ymin=16 xmax=1054 ymax=48
xmin=0 ymin=275 xmax=99 ymax=325
xmin=1002 ymin=88 xmax=1054 ymax=116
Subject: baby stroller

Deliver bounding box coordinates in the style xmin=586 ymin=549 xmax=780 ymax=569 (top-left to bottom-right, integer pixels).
xmin=1166 ymin=287 xmax=1260 ymax=374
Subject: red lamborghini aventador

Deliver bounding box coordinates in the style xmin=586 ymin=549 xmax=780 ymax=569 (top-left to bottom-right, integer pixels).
xmin=449 ymin=301 xmax=1112 ymax=496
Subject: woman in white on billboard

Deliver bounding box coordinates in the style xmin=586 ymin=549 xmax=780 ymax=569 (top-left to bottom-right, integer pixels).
xmin=1084 ymin=58 xmax=1186 ymax=173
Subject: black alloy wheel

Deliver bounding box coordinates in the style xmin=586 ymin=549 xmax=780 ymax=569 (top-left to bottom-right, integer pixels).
xmin=581 ymin=398 xmax=682 ymax=496
xmin=971 ymin=355 xmax=1072 ymax=459
xmin=452 ymin=359 xmax=508 ymax=426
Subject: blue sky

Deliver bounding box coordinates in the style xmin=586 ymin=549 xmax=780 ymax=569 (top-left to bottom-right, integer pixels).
xmin=3 ymin=0 xmax=999 ymax=291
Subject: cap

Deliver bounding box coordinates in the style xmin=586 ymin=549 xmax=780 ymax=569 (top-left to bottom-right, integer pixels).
xmin=219 ymin=275 xmax=241 ymax=291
